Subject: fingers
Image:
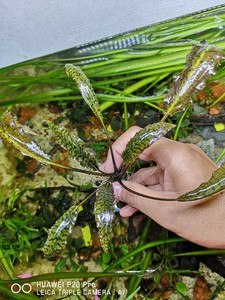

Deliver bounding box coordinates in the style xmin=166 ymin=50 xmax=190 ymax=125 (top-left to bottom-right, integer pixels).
xmin=100 ymin=126 xmax=176 ymax=173
xmin=100 ymin=126 xmax=141 ymax=173
xmin=120 ymin=205 xmax=138 ymax=217
xmin=118 ymin=166 xmax=163 ymax=218
xmin=113 ymin=180 xmax=203 ymax=228
xmin=113 ymin=180 xmax=178 ymax=208
xmin=129 ymin=166 xmax=163 ymax=186
xmin=101 ymin=129 xmax=191 ymax=173
xmin=113 ymin=180 xmax=182 ymax=227
xmin=100 ymin=124 xmax=217 ymax=174
xmin=118 ymin=182 xmax=167 ymax=217
xmin=100 ymin=125 xmax=192 ymax=173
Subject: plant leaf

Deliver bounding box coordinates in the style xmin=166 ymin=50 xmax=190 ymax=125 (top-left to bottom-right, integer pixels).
xmin=122 ymin=122 xmax=175 ymax=167
xmin=0 ymin=111 xmax=75 ymax=171
xmin=178 ymin=163 xmax=225 ymax=201
xmin=48 ymin=121 xmax=98 ymax=170
xmin=65 ymin=64 xmax=104 ymax=126
xmin=42 ymin=205 xmax=78 ymax=259
xmin=175 ymin=282 xmax=187 ymax=296
xmin=94 ymin=181 xmax=115 ymax=252
xmin=164 ymin=41 xmax=225 ymax=118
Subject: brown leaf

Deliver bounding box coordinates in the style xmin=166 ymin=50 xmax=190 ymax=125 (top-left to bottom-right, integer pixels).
xmin=164 ymin=41 xmax=225 ymax=118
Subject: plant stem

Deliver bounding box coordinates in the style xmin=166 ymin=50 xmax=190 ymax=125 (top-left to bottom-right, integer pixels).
xmin=208 ymin=90 xmax=225 ymax=108
xmin=173 ymin=106 xmax=190 ymax=141
xmin=123 ymin=102 xmax=129 ymax=130
xmin=215 ymin=147 xmax=225 ymax=164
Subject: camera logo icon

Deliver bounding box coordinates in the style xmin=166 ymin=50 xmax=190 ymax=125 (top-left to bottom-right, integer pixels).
xmin=11 ymin=283 xmax=32 ymax=294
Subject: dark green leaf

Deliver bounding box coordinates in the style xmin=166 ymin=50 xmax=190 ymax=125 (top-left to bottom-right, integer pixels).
xmin=122 ymin=122 xmax=175 ymax=166
xmin=178 ymin=163 xmax=225 ymax=201
xmin=55 ymin=257 xmax=67 ymax=272
xmin=42 ymin=205 xmax=78 ymax=259
xmin=48 ymin=121 xmax=98 ymax=170
xmin=164 ymin=41 xmax=225 ymax=118
xmin=94 ymin=181 xmax=115 ymax=252
xmin=65 ymin=64 xmax=104 ymax=126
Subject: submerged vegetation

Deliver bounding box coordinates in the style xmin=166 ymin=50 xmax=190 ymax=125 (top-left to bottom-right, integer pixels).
xmin=1 ymin=5 xmax=225 ymax=299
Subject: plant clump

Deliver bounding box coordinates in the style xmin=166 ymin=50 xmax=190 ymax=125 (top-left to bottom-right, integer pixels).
xmin=0 ymin=41 xmax=225 ymax=261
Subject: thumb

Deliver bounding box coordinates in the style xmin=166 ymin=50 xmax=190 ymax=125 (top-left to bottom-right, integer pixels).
xmin=113 ymin=181 xmax=177 ymax=205
xmin=113 ymin=181 xmax=179 ymax=218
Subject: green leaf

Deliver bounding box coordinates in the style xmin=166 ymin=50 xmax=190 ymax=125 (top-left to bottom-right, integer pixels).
xmin=0 ymin=111 xmax=75 ymax=171
xmin=122 ymin=121 xmax=175 ymax=167
xmin=94 ymin=181 xmax=115 ymax=252
xmin=55 ymin=257 xmax=67 ymax=272
xmin=42 ymin=205 xmax=78 ymax=259
xmin=175 ymin=281 xmax=187 ymax=296
xmin=102 ymin=252 xmax=111 ymax=264
xmin=65 ymin=64 xmax=104 ymax=126
xmin=48 ymin=121 xmax=98 ymax=170
xmin=163 ymin=41 xmax=225 ymax=118
xmin=178 ymin=163 xmax=225 ymax=201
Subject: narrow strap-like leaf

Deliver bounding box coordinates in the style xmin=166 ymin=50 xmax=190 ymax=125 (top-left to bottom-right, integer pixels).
xmin=94 ymin=181 xmax=115 ymax=252
xmin=42 ymin=205 xmax=78 ymax=259
xmin=163 ymin=41 xmax=225 ymax=120
xmin=122 ymin=122 xmax=175 ymax=167
xmin=65 ymin=64 xmax=104 ymax=126
xmin=178 ymin=163 xmax=225 ymax=201
xmin=48 ymin=121 xmax=98 ymax=171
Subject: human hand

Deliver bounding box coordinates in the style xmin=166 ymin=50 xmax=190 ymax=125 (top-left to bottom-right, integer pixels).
xmin=100 ymin=126 xmax=225 ymax=248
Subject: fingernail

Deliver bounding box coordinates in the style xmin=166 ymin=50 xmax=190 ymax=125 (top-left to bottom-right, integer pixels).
xmin=113 ymin=183 xmax=122 ymax=200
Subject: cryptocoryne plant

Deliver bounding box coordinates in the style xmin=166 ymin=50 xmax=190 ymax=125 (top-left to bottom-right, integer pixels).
xmin=0 ymin=41 xmax=225 ymax=258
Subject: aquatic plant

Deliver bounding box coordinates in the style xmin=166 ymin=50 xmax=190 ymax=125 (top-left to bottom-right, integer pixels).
xmin=0 ymin=41 xmax=225 ymax=260
xmin=2 ymin=5 xmax=225 ymax=112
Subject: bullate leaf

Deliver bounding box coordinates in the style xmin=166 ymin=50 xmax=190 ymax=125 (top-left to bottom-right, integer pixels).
xmin=94 ymin=181 xmax=115 ymax=252
xmin=0 ymin=111 xmax=73 ymax=171
xmin=178 ymin=163 xmax=225 ymax=201
xmin=42 ymin=205 xmax=78 ymax=259
xmin=65 ymin=64 xmax=104 ymax=127
xmin=48 ymin=121 xmax=98 ymax=171
xmin=163 ymin=41 xmax=225 ymax=118
xmin=122 ymin=122 xmax=175 ymax=167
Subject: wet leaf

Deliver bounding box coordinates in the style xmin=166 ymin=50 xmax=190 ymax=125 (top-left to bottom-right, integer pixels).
xmin=65 ymin=64 xmax=104 ymax=126
xmin=0 ymin=111 xmax=76 ymax=171
xmin=94 ymin=181 xmax=115 ymax=252
xmin=42 ymin=205 xmax=78 ymax=259
xmin=122 ymin=122 xmax=175 ymax=167
xmin=48 ymin=121 xmax=98 ymax=170
xmin=178 ymin=163 xmax=225 ymax=201
xmin=164 ymin=41 xmax=225 ymax=118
